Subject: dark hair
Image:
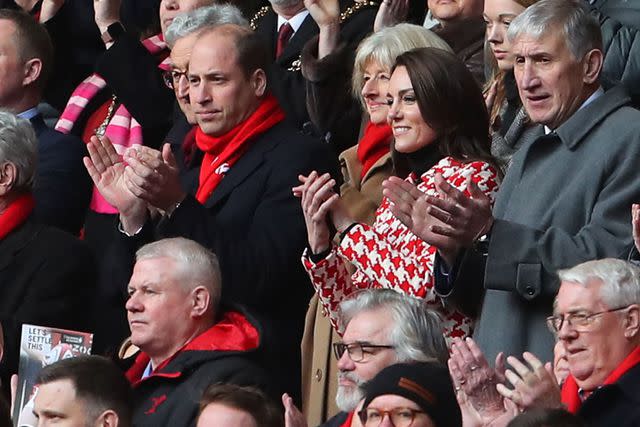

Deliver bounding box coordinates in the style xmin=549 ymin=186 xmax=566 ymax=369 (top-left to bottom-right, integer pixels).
xmin=507 ymin=408 xmax=585 ymax=427
xmin=36 ymin=356 xmax=133 ymax=427
xmin=0 ymin=9 xmax=54 ymax=91
xmin=392 ymin=47 xmax=498 ymax=171
xmin=198 ymin=24 xmax=270 ymax=79
xmin=198 ymin=384 xmax=283 ymax=427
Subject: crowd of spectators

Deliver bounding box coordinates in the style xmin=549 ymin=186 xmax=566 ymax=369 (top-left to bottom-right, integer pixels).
xmin=0 ymin=0 xmax=639 ymax=426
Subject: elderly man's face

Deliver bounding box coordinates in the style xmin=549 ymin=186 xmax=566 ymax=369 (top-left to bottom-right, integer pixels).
xmin=0 ymin=20 xmax=27 ymax=109
xmin=159 ymin=0 xmax=210 ymax=36
xmin=34 ymin=380 xmax=91 ymax=427
xmin=555 ymin=279 xmax=636 ymax=391
xmin=335 ymin=308 xmax=397 ymax=412
xmin=428 ymin=0 xmax=483 ymax=24
xmin=512 ymin=31 xmax=594 ymax=129
xmin=188 ymin=31 xmax=264 ymax=137
xmin=170 ymin=33 xmax=199 ymax=124
xmin=126 ymin=257 xmax=197 ymax=363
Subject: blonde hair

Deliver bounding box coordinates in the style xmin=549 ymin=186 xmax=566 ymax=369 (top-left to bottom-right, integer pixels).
xmin=351 ymin=23 xmax=452 ymax=108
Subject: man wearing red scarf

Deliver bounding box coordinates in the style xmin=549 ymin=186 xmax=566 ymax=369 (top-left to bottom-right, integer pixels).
xmin=489 ymin=259 xmax=640 ymax=426
xmin=0 ymin=112 xmax=95 ymax=392
xmin=86 ymin=24 xmax=336 ymax=403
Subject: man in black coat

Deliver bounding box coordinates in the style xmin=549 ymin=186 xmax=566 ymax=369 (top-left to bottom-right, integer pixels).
xmin=123 ymin=237 xmax=270 ymax=427
xmin=0 ymin=111 xmax=95 ymax=392
xmin=85 ymin=24 xmax=337 ymax=403
xmin=0 ymin=9 xmax=91 ymax=236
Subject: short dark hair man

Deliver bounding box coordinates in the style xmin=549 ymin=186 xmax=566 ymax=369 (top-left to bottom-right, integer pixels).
xmin=34 ymin=356 xmax=133 ymax=427
xmin=123 ymin=237 xmax=270 ymax=427
xmin=0 ymin=9 xmax=91 ymax=235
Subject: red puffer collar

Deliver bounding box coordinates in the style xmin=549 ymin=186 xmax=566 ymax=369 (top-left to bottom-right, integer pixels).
xmin=126 ymin=310 xmax=260 ymax=385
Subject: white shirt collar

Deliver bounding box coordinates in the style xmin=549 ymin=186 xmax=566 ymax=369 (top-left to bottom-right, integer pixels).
xmin=277 ymin=9 xmax=310 ymax=34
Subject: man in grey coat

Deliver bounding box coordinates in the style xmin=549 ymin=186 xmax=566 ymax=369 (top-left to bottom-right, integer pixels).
xmin=383 ymin=0 xmax=640 ymax=364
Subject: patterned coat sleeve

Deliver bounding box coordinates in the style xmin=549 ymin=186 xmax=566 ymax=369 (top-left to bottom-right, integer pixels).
xmin=302 ymin=247 xmax=359 ymax=331
xmin=303 ymin=158 xmax=500 ymax=339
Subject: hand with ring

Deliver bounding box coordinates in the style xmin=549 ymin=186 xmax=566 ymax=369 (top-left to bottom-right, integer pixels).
xmin=448 ymin=338 xmax=513 ymax=426
xmin=496 ymin=352 xmax=562 ymax=411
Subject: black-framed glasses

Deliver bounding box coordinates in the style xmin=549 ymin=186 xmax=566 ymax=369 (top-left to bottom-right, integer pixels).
xmin=358 ymin=408 xmax=425 ymax=427
xmin=162 ymin=69 xmax=188 ymax=89
xmin=332 ymin=342 xmax=395 ymax=362
xmin=546 ymin=306 xmax=629 ymax=333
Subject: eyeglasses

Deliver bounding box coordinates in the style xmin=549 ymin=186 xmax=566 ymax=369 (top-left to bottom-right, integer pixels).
xmin=162 ymin=69 xmax=188 ymax=89
xmin=546 ymin=306 xmax=629 ymax=333
xmin=332 ymin=342 xmax=395 ymax=362
xmin=358 ymin=408 xmax=425 ymax=427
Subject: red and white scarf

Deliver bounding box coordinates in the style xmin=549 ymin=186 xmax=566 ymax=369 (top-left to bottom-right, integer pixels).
xmin=195 ymin=94 xmax=285 ymax=203
xmin=0 ymin=193 xmax=34 ymax=240
xmin=55 ymin=34 xmax=170 ymax=213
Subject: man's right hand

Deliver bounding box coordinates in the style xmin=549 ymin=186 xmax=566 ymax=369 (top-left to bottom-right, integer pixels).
xmin=83 ymin=135 xmax=147 ymax=233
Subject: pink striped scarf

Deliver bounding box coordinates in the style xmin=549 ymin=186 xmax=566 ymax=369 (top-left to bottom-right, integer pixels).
xmin=55 ymin=34 xmax=171 ymax=214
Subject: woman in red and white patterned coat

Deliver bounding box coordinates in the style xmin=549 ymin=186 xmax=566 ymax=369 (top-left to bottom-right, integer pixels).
xmin=295 ymin=47 xmax=501 ymax=343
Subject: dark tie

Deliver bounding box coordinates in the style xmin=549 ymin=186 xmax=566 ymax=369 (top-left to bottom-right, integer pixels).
xmin=276 ymin=22 xmax=293 ymax=59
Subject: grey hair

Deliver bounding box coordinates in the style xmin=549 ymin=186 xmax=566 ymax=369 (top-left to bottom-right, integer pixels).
xmin=339 ymin=289 xmax=449 ymax=364
xmin=0 ymin=110 xmax=37 ymax=192
xmin=506 ymin=0 xmax=602 ymax=60
xmin=164 ymin=4 xmax=248 ymax=48
xmin=558 ymin=259 xmax=640 ymax=309
xmin=352 ymin=24 xmax=452 ymax=107
xmin=136 ymin=237 xmax=222 ymax=311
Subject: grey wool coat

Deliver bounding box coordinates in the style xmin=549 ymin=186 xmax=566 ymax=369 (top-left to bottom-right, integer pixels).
xmin=436 ymin=85 xmax=640 ymax=362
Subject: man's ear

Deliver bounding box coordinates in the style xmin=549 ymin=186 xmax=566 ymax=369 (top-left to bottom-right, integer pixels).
xmin=0 ymin=162 xmax=17 ymax=197
xmin=623 ymin=304 xmax=640 ymax=339
xmin=582 ymin=49 xmax=603 ymax=85
xmin=191 ymin=286 xmax=211 ymax=318
xmin=95 ymin=410 xmax=119 ymax=427
xmin=250 ymin=68 xmax=267 ymax=98
xmin=22 ymin=58 xmax=43 ymax=87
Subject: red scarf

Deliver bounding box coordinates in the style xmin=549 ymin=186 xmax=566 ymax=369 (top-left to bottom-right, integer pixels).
xmin=561 ymin=345 xmax=640 ymax=413
xmin=356 ymin=121 xmax=393 ymax=179
xmin=195 ymin=94 xmax=285 ymax=203
xmin=0 ymin=193 xmax=35 ymax=240
xmin=339 ymin=411 xmax=355 ymax=427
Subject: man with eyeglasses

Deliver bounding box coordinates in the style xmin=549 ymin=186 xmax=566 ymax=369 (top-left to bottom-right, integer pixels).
xmin=485 ymin=258 xmax=640 ymax=426
xmin=283 ymin=289 xmax=449 ymax=427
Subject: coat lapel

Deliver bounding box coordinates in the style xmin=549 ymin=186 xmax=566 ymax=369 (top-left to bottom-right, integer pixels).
xmin=0 ymin=220 xmax=38 ymax=272
xmin=203 ymin=137 xmax=278 ymax=209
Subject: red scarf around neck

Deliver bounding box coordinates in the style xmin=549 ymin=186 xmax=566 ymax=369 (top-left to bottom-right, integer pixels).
xmin=195 ymin=94 xmax=285 ymax=203
xmin=356 ymin=121 xmax=393 ymax=179
xmin=561 ymin=344 xmax=640 ymax=413
xmin=0 ymin=193 xmax=34 ymax=240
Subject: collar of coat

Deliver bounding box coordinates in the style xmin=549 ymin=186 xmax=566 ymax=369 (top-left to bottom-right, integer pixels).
xmin=125 ymin=309 xmax=260 ymax=386
xmin=555 ymin=85 xmax=631 ymax=150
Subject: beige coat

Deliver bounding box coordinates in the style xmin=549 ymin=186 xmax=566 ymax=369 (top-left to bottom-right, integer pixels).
xmin=301 ymin=146 xmax=393 ymax=425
